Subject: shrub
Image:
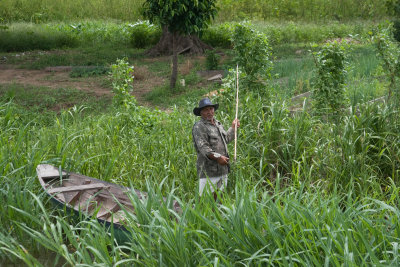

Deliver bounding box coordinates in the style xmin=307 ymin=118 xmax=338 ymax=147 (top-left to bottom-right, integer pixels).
xmin=0 ymin=24 xmax=78 ymax=52
xmin=201 ymin=23 xmax=235 ymax=48
xmin=205 ymin=49 xmax=220 ymax=70
xmin=129 ymin=21 xmax=161 ymax=49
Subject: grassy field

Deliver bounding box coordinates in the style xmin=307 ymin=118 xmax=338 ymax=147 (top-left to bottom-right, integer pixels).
xmin=0 ymin=0 xmax=392 ymax=22
xmin=0 ymin=4 xmax=400 ymax=265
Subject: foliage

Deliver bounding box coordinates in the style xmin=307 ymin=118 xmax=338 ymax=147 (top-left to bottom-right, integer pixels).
xmin=312 ymin=41 xmax=349 ymax=117
xmin=69 ymin=66 xmax=109 ymax=78
xmin=201 ymin=22 xmax=236 ymax=48
xmin=2 ymin=85 xmax=400 ymax=264
xmin=142 ymin=0 xmax=217 ymax=35
xmin=390 ymin=0 xmax=400 ymax=41
xmin=110 ymin=58 xmax=136 ymax=109
xmin=0 ymin=0 xmax=393 ymax=24
xmin=216 ymin=0 xmax=389 ymax=22
xmin=129 ymin=20 xmax=161 ymax=49
xmin=205 ymin=49 xmax=220 ymax=70
xmin=1 ymin=14 xmax=400 ymax=265
xmin=50 ymin=21 xmax=136 ymax=46
xmin=0 ymin=23 xmax=78 ymax=52
xmin=372 ymin=23 xmax=400 ymax=100
xmin=231 ymin=22 xmax=273 ymax=93
xmin=0 ymin=0 xmax=144 ymax=23
xmin=142 ymin=0 xmax=218 ymax=88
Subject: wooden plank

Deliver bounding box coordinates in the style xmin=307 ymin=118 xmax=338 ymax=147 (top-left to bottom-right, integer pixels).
xmin=97 ymin=203 xmax=120 ymax=219
xmin=37 ymin=164 xmax=68 ymax=179
xmin=47 ymin=183 xmax=108 ymax=194
xmin=65 ymin=179 xmax=92 ymax=205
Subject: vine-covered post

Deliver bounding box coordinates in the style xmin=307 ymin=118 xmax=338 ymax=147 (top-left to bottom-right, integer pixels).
xmin=373 ymin=24 xmax=400 ymax=102
xmin=110 ymin=58 xmax=136 ymax=110
xmin=312 ymin=41 xmax=349 ymax=119
xmin=231 ymin=22 xmax=272 ymax=95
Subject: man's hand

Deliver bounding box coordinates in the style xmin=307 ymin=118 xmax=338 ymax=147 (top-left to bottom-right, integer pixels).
xmin=217 ymin=155 xmax=229 ymax=165
xmin=208 ymin=153 xmax=229 ymax=165
xmin=232 ymin=118 xmax=240 ymax=129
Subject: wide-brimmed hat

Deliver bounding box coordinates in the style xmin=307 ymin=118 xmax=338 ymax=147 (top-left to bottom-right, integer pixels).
xmin=193 ymin=98 xmax=219 ymax=116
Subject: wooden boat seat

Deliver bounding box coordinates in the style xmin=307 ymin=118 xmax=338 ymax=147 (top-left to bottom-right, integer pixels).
xmin=47 ymin=183 xmax=109 ymax=195
xmin=97 ymin=203 xmax=120 ymax=220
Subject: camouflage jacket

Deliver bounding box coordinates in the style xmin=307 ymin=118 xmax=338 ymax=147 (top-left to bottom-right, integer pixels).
xmin=192 ymin=118 xmax=235 ymax=179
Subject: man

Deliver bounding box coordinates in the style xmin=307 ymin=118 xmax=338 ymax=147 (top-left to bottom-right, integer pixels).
xmin=192 ymin=98 xmax=240 ymax=199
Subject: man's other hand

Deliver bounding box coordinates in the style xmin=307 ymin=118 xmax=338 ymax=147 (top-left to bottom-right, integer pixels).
xmin=232 ymin=119 xmax=240 ymax=129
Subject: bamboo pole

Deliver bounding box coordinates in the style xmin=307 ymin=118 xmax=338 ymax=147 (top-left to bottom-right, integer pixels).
xmin=234 ymin=64 xmax=239 ymax=161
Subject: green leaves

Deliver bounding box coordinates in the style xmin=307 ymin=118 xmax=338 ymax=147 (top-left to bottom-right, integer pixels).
xmin=142 ymin=0 xmax=217 ymax=35
xmin=110 ymin=58 xmax=137 ymax=110
xmin=312 ymin=41 xmax=349 ymax=117
xmin=372 ymin=23 xmax=400 ymax=99
xmin=231 ymin=22 xmax=273 ymax=93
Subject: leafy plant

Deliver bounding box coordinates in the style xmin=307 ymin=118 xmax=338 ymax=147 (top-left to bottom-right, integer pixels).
xmin=372 ymin=24 xmax=400 ymax=100
xmin=129 ymin=20 xmax=161 ymax=48
xmin=201 ymin=22 xmax=235 ymax=48
xmin=312 ymin=41 xmax=349 ymax=117
xmin=205 ymin=49 xmax=220 ymax=70
xmin=0 ymin=24 xmax=78 ymax=52
xmin=231 ymin=22 xmax=273 ymax=93
xmin=110 ymin=58 xmax=136 ymax=109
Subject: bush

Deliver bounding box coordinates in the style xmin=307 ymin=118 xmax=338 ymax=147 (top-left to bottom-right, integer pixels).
xmin=201 ymin=23 xmax=235 ymax=48
xmin=205 ymin=49 xmax=220 ymax=70
xmin=0 ymin=24 xmax=78 ymax=52
xmin=129 ymin=21 xmax=161 ymax=49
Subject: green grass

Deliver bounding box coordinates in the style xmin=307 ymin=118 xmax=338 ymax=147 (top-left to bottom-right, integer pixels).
xmin=0 ymin=23 xmax=78 ymax=52
xmin=1 ymin=83 xmax=400 ymax=265
xmin=0 ymin=0 xmax=391 ymax=23
xmin=1 ymin=17 xmax=400 ymax=265
xmin=0 ymin=84 xmax=111 ymax=114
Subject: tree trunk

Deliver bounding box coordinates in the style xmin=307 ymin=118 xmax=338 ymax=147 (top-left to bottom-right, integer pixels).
xmin=170 ymin=32 xmax=178 ymax=89
xmin=146 ymin=26 xmax=212 ymax=56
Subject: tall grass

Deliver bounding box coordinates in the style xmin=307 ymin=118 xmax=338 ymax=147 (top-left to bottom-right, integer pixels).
xmin=0 ymin=0 xmax=144 ymax=23
xmin=217 ymin=0 xmax=390 ymax=22
xmin=0 ymin=0 xmax=392 ymax=23
xmin=1 ymin=79 xmax=400 ymax=264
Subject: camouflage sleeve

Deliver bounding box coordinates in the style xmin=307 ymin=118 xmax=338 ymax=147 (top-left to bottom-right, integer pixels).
xmin=192 ymin=122 xmax=213 ymax=158
xmin=225 ymin=126 xmax=235 ymax=144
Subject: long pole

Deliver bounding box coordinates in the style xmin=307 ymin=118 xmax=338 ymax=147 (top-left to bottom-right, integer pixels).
xmin=234 ymin=64 xmax=239 ymax=161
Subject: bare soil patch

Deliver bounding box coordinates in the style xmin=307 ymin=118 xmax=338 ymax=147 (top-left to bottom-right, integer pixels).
xmin=0 ymin=64 xmax=111 ymax=96
xmin=0 ymin=64 xmax=167 ymax=106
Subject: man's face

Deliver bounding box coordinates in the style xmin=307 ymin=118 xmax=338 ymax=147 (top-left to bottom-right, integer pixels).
xmin=200 ymin=106 xmax=215 ymax=122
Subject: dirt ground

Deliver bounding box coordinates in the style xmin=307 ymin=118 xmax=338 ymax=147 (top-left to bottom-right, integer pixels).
xmin=0 ymin=64 xmax=166 ymax=105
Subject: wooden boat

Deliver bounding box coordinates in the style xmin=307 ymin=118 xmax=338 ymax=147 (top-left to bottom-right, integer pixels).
xmin=36 ymin=164 xmax=180 ymax=240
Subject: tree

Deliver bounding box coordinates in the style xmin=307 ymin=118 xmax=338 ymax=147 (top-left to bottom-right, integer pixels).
xmin=143 ymin=0 xmax=218 ymax=88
